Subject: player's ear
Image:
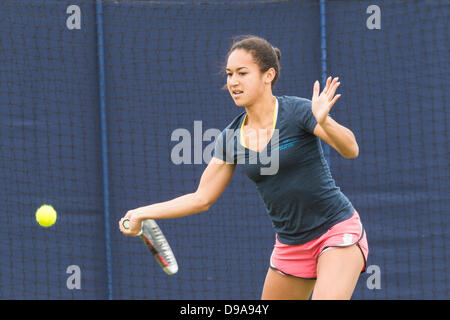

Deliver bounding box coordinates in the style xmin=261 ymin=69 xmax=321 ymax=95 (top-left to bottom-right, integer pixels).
xmin=264 ymin=68 xmax=276 ymax=85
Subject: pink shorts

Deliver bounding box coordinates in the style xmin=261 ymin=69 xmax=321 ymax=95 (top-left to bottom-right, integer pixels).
xmin=270 ymin=210 xmax=369 ymax=279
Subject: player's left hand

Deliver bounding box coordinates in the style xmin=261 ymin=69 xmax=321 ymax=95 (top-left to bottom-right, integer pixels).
xmin=311 ymin=76 xmax=341 ymax=125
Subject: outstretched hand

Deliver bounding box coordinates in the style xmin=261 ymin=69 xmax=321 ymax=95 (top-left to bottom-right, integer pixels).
xmin=311 ymin=76 xmax=341 ymax=125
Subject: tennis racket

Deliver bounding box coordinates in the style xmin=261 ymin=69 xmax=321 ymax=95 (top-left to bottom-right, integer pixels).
xmin=122 ymin=218 xmax=178 ymax=275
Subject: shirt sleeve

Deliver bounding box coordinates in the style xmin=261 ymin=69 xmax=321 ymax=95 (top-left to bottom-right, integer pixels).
xmin=212 ymin=130 xmax=226 ymax=161
xmin=212 ymin=129 xmax=237 ymax=164
xmin=293 ymin=98 xmax=318 ymax=134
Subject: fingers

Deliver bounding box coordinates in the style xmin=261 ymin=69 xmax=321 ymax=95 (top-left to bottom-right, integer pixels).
xmin=313 ymin=80 xmax=320 ymax=99
xmin=322 ymin=76 xmax=339 ymax=96
xmin=327 ymin=79 xmax=340 ymax=100
xmin=322 ymin=76 xmax=332 ymax=94
xmin=322 ymin=77 xmax=341 ymax=106
xmin=329 ymin=93 xmax=342 ymax=108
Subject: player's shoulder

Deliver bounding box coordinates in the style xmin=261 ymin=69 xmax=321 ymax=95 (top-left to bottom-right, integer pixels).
xmin=277 ymin=95 xmax=312 ymax=114
xmin=221 ymin=110 xmax=246 ymax=131
xmin=277 ymin=96 xmax=311 ymax=108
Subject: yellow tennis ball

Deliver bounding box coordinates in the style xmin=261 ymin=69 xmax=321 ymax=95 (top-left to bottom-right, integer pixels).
xmin=35 ymin=204 xmax=57 ymax=227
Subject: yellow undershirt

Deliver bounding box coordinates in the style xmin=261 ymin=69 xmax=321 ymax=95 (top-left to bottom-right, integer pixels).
xmin=240 ymin=98 xmax=279 ymax=149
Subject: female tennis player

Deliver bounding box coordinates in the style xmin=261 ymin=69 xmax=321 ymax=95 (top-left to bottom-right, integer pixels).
xmin=119 ymin=35 xmax=369 ymax=300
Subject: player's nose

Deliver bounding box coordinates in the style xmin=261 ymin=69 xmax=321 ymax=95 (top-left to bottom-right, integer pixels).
xmin=228 ymin=74 xmax=239 ymax=85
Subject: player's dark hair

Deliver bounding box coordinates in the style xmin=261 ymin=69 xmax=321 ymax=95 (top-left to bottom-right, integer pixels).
xmin=225 ymin=35 xmax=281 ymax=89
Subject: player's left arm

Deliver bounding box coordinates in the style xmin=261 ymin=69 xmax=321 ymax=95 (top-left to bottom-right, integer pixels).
xmin=311 ymin=76 xmax=359 ymax=159
xmin=313 ymin=116 xmax=359 ymax=159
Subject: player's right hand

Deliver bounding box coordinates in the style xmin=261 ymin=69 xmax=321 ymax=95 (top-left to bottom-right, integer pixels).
xmin=119 ymin=209 xmax=142 ymax=236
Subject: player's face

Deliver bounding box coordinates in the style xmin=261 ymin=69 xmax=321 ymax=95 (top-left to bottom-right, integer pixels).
xmin=226 ymin=49 xmax=266 ymax=107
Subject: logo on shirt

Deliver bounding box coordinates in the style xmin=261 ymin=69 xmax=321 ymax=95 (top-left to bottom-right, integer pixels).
xmin=279 ymin=138 xmax=300 ymax=150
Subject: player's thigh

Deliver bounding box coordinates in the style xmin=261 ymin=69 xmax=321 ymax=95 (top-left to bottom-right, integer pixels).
xmin=261 ymin=268 xmax=316 ymax=300
xmin=311 ymin=245 xmax=364 ymax=300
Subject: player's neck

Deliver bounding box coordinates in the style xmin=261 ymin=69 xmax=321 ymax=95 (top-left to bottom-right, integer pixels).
xmin=244 ymin=93 xmax=276 ymax=129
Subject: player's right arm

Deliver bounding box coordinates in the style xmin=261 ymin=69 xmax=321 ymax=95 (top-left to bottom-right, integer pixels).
xmin=119 ymin=157 xmax=236 ymax=235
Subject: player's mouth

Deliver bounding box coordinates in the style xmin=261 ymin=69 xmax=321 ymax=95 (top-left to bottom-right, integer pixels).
xmin=231 ymin=90 xmax=244 ymax=98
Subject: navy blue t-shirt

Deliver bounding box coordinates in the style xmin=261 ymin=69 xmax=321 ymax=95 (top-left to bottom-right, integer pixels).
xmin=213 ymin=95 xmax=355 ymax=245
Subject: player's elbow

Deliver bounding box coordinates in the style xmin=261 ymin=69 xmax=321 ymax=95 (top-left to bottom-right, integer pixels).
xmin=194 ymin=192 xmax=213 ymax=212
xmin=342 ymin=143 xmax=359 ymax=159
xmin=343 ymin=152 xmax=358 ymax=159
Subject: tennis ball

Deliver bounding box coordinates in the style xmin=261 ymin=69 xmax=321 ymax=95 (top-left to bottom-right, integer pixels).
xmin=35 ymin=204 xmax=57 ymax=227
